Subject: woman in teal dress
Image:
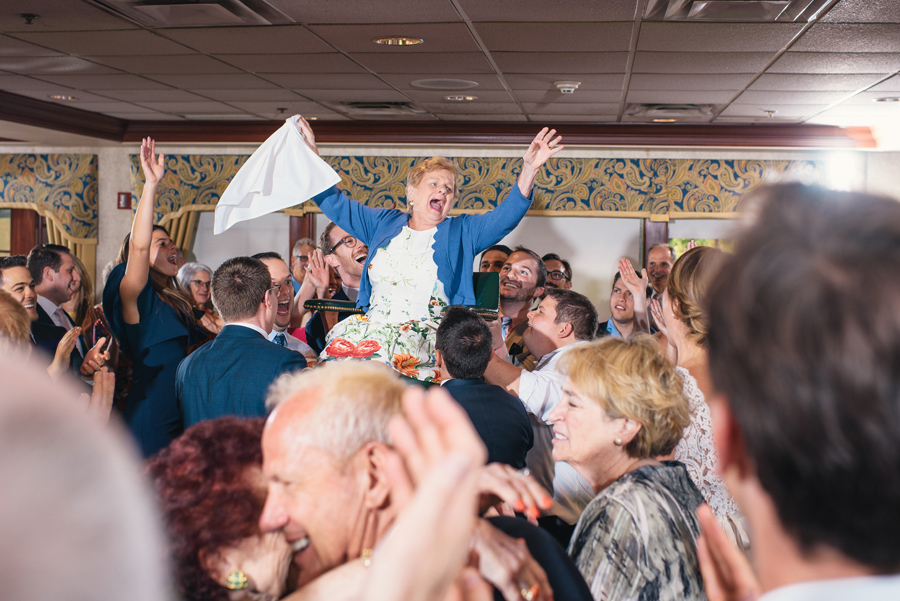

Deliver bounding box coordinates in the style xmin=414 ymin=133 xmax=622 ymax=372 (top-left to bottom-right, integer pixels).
xmin=103 ymin=138 xmax=201 ymax=457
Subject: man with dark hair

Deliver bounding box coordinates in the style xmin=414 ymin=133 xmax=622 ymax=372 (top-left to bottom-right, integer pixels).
xmin=26 ymin=244 xmax=107 ymax=376
xmin=479 ymin=244 xmax=512 ymax=273
xmin=699 ymin=183 xmax=900 ymax=600
xmin=596 ymin=272 xmax=635 ymax=338
xmin=435 ymin=307 xmax=533 ymax=469
xmin=252 ymin=252 xmax=317 ymax=364
xmin=305 ymin=222 xmax=368 ymax=355
xmin=485 ymin=288 xmax=598 ymax=539
xmin=176 ymin=256 xmax=306 ymax=427
xmin=541 ymin=253 xmax=572 ymax=290
xmin=498 ymin=246 xmax=546 ymax=370
xmin=646 ymin=242 xmax=674 ymax=301
xmin=0 ymin=255 xmax=38 ymax=321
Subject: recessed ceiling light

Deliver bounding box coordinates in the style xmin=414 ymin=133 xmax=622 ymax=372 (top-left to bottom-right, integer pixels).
xmin=48 ymin=94 xmax=78 ymax=101
xmin=411 ymin=79 xmax=479 ymax=90
xmin=874 ymin=97 xmax=900 ymax=103
xmin=373 ymin=36 xmax=423 ymax=46
xmin=652 ymin=118 xmax=678 ymax=123
xmin=445 ymin=95 xmax=477 ymax=102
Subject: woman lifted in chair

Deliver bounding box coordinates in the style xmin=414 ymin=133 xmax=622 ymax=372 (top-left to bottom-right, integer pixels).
xmin=298 ymin=117 xmax=563 ymax=383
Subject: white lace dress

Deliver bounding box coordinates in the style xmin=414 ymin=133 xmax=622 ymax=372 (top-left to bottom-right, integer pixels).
xmin=674 ymin=366 xmax=750 ymax=548
xmin=320 ymin=226 xmax=448 ymax=383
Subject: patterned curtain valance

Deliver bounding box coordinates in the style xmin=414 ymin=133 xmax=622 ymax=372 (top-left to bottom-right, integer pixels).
xmin=130 ymin=155 xmax=824 ymax=221
xmin=0 ymin=154 xmax=98 ymax=237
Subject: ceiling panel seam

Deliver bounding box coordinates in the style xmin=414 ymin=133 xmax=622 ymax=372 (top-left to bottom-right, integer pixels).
xmin=617 ymin=0 xmax=651 ymax=122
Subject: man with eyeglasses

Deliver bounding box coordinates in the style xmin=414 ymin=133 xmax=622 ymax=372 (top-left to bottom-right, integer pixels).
xmin=289 ymin=237 xmax=316 ymax=293
xmin=176 ymin=256 xmax=307 ymax=428
xmin=541 ymin=253 xmax=572 ymax=291
xmin=305 ymin=222 xmax=368 ymax=355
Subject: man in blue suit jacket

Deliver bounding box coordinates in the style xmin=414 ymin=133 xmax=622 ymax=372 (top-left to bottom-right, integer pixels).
xmin=177 ymin=256 xmax=307 ymax=428
xmin=436 ymin=306 xmax=533 ymax=469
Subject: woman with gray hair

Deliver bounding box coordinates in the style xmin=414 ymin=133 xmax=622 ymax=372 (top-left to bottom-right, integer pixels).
xmin=549 ymin=336 xmax=706 ymax=601
xmin=178 ymin=261 xmax=223 ymax=336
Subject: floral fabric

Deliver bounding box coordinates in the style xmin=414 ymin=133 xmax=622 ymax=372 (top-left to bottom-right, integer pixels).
xmin=320 ymin=226 xmax=448 ymax=383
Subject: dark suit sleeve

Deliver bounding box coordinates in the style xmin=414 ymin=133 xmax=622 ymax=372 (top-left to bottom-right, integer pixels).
xmin=278 ymin=350 xmax=308 ymax=374
xmin=304 ymin=313 xmax=327 ymax=356
xmin=487 ymin=516 xmax=593 ymax=601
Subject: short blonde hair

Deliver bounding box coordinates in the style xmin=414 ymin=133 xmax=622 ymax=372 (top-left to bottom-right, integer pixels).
xmin=406 ymin=157 xmax=458 ymax=214
xmin=667 ymin=246 xmax=726 ymax=348
xmin=559 ymin=336 xmax=689 ymax=458
xmin=266 ymin=360 xmax=408 ymax=464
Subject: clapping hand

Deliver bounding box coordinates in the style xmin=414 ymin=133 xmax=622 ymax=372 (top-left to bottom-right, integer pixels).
xmin=48 ymin=327 xmax=81 ymax=380
xmin=80 ymin=336 xmax=111 ymax=377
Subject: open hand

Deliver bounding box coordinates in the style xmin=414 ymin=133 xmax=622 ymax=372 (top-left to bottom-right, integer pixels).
xmin=140 ymin=137 xmax=165 ymax=185
xmin=48 ymin=327 xmax=80 ymax=380
xmin=617 ymin=257 xmax=648 ymax=298
xmin=522 ymin=128 xmax=564 ymax=172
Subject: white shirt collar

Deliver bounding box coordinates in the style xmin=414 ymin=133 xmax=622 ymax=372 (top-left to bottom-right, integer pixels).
xmin=342 ymin=283 xmax=359 ymax=302
xmin=37 ymin=295 xmax=63 ymax=324
xmin=226 ymin=322 xmax=268 ymax=338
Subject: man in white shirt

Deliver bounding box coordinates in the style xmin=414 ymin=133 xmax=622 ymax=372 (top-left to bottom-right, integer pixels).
xmin=484 ymin=288 xmax=598 ymax=539
xmin=699 ymin=184 xmax=900 ymax=601
xmin=253 ymin=252 xmax=317 ymax=365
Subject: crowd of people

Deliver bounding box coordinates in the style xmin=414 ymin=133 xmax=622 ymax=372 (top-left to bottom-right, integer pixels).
xmin=3 ymin=126 xmax=900 ymax=601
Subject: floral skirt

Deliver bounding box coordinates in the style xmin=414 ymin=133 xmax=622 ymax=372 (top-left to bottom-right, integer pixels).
xmin=320 ymin=306 xmax=445 ymax=383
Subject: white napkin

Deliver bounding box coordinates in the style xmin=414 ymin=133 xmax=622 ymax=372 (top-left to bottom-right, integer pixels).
xmin=214 ymin=115 xmax=341 ymax=234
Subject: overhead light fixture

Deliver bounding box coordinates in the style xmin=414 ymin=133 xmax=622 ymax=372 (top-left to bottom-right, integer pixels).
xmin=444 ymin=95 xmax=477 ymax=102
xmin=48 ymin=94 xmax=79 ymax=101
xmin=373 ymin=36 xmax=423 ymax=46
xmin=874 ymin=97 xmax=900 ymax=103
xmin=644 ymin=0 xmax=831 ymax=22
xmin=652 ymin=118 xmax=678 ymax=123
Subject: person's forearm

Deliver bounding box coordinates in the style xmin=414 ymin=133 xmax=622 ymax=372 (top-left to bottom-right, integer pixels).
xmin=483 ymin=354 xmax=523 ymax=397
xmin=130 ymin=181 xmax=158 ymax=252
xmin=291 ymin=277 xmax=319 ymax=327
xmin=517 ymin=164 xmax=539 ymax=198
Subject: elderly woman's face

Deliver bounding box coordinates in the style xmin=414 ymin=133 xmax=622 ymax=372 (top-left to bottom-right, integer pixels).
xmin=549 ymin=379 xmax=628 ymax=474
xmin=408 ymin=169 xmax=455 ymax=229
xmin=189 ymin=269 xmax=212 ymax=307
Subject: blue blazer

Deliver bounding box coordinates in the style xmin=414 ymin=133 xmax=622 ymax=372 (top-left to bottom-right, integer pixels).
xmin=442 ymin=378 xmax=534 ymax=470
xmin=313 ymin=183 xmax=532 ymax=311
xmin=176 ymin=324 xmax=307 ymax=428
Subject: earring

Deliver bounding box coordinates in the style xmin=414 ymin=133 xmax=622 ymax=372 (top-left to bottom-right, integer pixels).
xmin=226 ymin=570 xmax=249 ymax=590
xmin=613 ymin=437 xmax=622 ymax=446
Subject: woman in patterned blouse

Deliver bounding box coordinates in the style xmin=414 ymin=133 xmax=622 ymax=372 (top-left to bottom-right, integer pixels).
xmin=547 ymin=336 xmax=707 ymax=601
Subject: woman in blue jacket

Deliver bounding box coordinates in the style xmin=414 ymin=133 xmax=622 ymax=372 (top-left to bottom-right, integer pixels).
xmin=300 ymin=117 xmax=563 ymax=382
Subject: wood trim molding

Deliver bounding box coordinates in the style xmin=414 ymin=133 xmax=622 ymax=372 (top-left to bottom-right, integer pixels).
xmin=0 ymin=89 xmax=876 ymax=148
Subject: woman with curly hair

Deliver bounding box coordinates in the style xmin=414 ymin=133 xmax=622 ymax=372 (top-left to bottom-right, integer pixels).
xmin=147 ymin=417 xmax=291 ymax=601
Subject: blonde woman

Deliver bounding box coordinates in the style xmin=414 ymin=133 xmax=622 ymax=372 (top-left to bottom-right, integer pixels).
xmin=549 ymin=336 xmax=704 ymax=601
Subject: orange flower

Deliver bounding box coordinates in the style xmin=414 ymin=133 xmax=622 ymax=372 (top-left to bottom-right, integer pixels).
xmin=429 ymin=371 xmax=442 ymax=384
xmin=392 ymin=353 xmax=420 ymax=378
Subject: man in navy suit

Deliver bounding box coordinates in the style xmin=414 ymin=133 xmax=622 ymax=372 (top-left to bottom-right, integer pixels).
xmin=176 ymin=256 xmax=307 ymax=428
xmin=435 ymin=306 xmax=533 ymax=469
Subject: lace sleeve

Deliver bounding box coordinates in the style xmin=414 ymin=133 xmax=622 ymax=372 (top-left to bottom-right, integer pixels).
xmin=673 ymin=367 xmax=740 ymax=518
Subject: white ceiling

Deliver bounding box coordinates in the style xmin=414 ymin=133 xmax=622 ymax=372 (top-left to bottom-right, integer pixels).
xmin=0 ymin=0 xmax=898 ymax=136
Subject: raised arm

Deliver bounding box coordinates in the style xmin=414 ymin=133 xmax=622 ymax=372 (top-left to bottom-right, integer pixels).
xmin=618 ymin=257 xmax=651 ymax=335
xmin=517 ymin=128 xmax=563 ymax=198
xmin=119 ymin=138 xmax=164 ymax=324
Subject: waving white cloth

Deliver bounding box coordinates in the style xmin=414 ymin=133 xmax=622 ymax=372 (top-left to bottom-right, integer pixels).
xmin=214 ymin=115 xmax=341 ymax=234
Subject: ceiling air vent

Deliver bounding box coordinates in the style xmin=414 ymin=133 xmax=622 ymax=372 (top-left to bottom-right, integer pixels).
xmin=626 ymin=103 xmax=716 ymax=118
xmin=89 ymin=0 xmax=293 ymax=28
xmin=334 ymin=102 xmax=428 ymax=117
xmin=644 ymin=0 xmax=833 ymax=22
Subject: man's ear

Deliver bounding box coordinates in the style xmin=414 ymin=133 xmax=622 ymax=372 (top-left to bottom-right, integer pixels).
xmin=557 ymin=321 xmax=573 ymax=339
xmin=710 ymin=393 xmax=751 ymax=480
xmin=358 ymin=441 xmax=394 ymax=510
xmin=42 ymin=265 xmax=54 ymax=284
xmin=532 ymin=286 xmax=544 ymax=300
xmin=324 ymin=254 xmax=339 ymax=269
xmin=434 ymin=349 xmax=443 ymax=368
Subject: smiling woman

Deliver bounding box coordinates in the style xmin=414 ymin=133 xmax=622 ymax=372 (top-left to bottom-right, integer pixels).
xmin=293 ymin=117 xmax=563 ymax=382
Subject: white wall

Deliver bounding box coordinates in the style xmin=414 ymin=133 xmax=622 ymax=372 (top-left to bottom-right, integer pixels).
xmin=191 ymin=211 xmax=291 ymax=270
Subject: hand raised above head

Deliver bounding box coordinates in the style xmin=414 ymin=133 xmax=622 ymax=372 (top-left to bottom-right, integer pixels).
xmin=294 ymin=115 xmax=320 ymax=157
xmin=522 ymin=128 xmax=564 ymax=171
xmin=617 ymin=257 xmax=648 ymax=297
xmin=140 ymin=137 xmax=165 ymax=185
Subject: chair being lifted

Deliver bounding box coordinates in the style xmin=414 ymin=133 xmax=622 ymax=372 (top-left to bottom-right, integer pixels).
xmin=303 ymin=272 xmax=500 ymax=320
